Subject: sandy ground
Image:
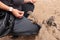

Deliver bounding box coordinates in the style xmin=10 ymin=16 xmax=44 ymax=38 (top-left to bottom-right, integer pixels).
xmin=1 ymin=0 xmax=60 ymax=40
xmin=32 ymin=0 xmax=60 ymax=40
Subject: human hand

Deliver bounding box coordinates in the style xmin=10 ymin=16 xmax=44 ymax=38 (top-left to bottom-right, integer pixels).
xmin=32 ymin=0 xmax=36 ymax=3
xmin=12 ymin=9 xmax=24 ymax=18
xmin=24 ymin=0 xmax=36 ymax=3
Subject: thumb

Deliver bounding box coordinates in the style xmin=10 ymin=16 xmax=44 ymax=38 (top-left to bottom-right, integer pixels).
xmin=19 ymin=11 xmax=24 ymax=14
xmin=32 ymin=0 xmax=36 ymax=2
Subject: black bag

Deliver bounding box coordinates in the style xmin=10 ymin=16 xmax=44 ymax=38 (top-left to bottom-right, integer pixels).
xmin=0 ymin=10 xmax=14 ymax=37
xmin=0 ymin=0 xmax=40 ymax=37
xmin=12 ymin=17 xmax=40 ymax=36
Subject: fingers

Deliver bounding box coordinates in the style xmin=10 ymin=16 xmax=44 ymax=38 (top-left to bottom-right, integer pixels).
xmin=18 ymin=11 xmax=24 ymax=18
xmin=24 ymin=0 xmax=36 ymax=3
xmin=32 ymin=0 xmax=36 ymax=3
xmin=12 ymin=9 xmax=24 ymax=18
xmin=30 ymin=0 xmax=36 ymax=3
xmin=19 ymin=11 xmax=24 ymax=15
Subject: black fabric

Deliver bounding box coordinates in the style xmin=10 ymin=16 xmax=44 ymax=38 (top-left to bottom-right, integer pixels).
xmin=22 ymin=3 xmax=34 ymax=12
xmin=0 ymin=0 xmax=24 ymax=10
xmin=0 ymin=0 xmax=10 ymax=5
xmin=0 ymin=0 xmax=24 ymax=5
xmin=0 ymin=10 xmax=14 ymax=38
xmin=11 ymin=17 xmax=40 ymax=36
xmin=22 ymin=3 xmax=34 ymax=17
xmin=13 ymin=0 xmax=24 ymax=6
xmin=0 ymin=10 xmax=40 ymax=37
xmin=0 ymin=0 xmax=40 ymax=37
xmin=0 ymin=0 xmax=34 ymax=13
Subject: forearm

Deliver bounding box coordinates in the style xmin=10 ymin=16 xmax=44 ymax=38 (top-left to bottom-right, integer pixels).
xmin=0 ymin=1 xmax=12 ymax=11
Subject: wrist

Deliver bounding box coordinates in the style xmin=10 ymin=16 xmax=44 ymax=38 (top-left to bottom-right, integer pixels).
xmin=8 ymin=7 xmax=14 ymax=12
